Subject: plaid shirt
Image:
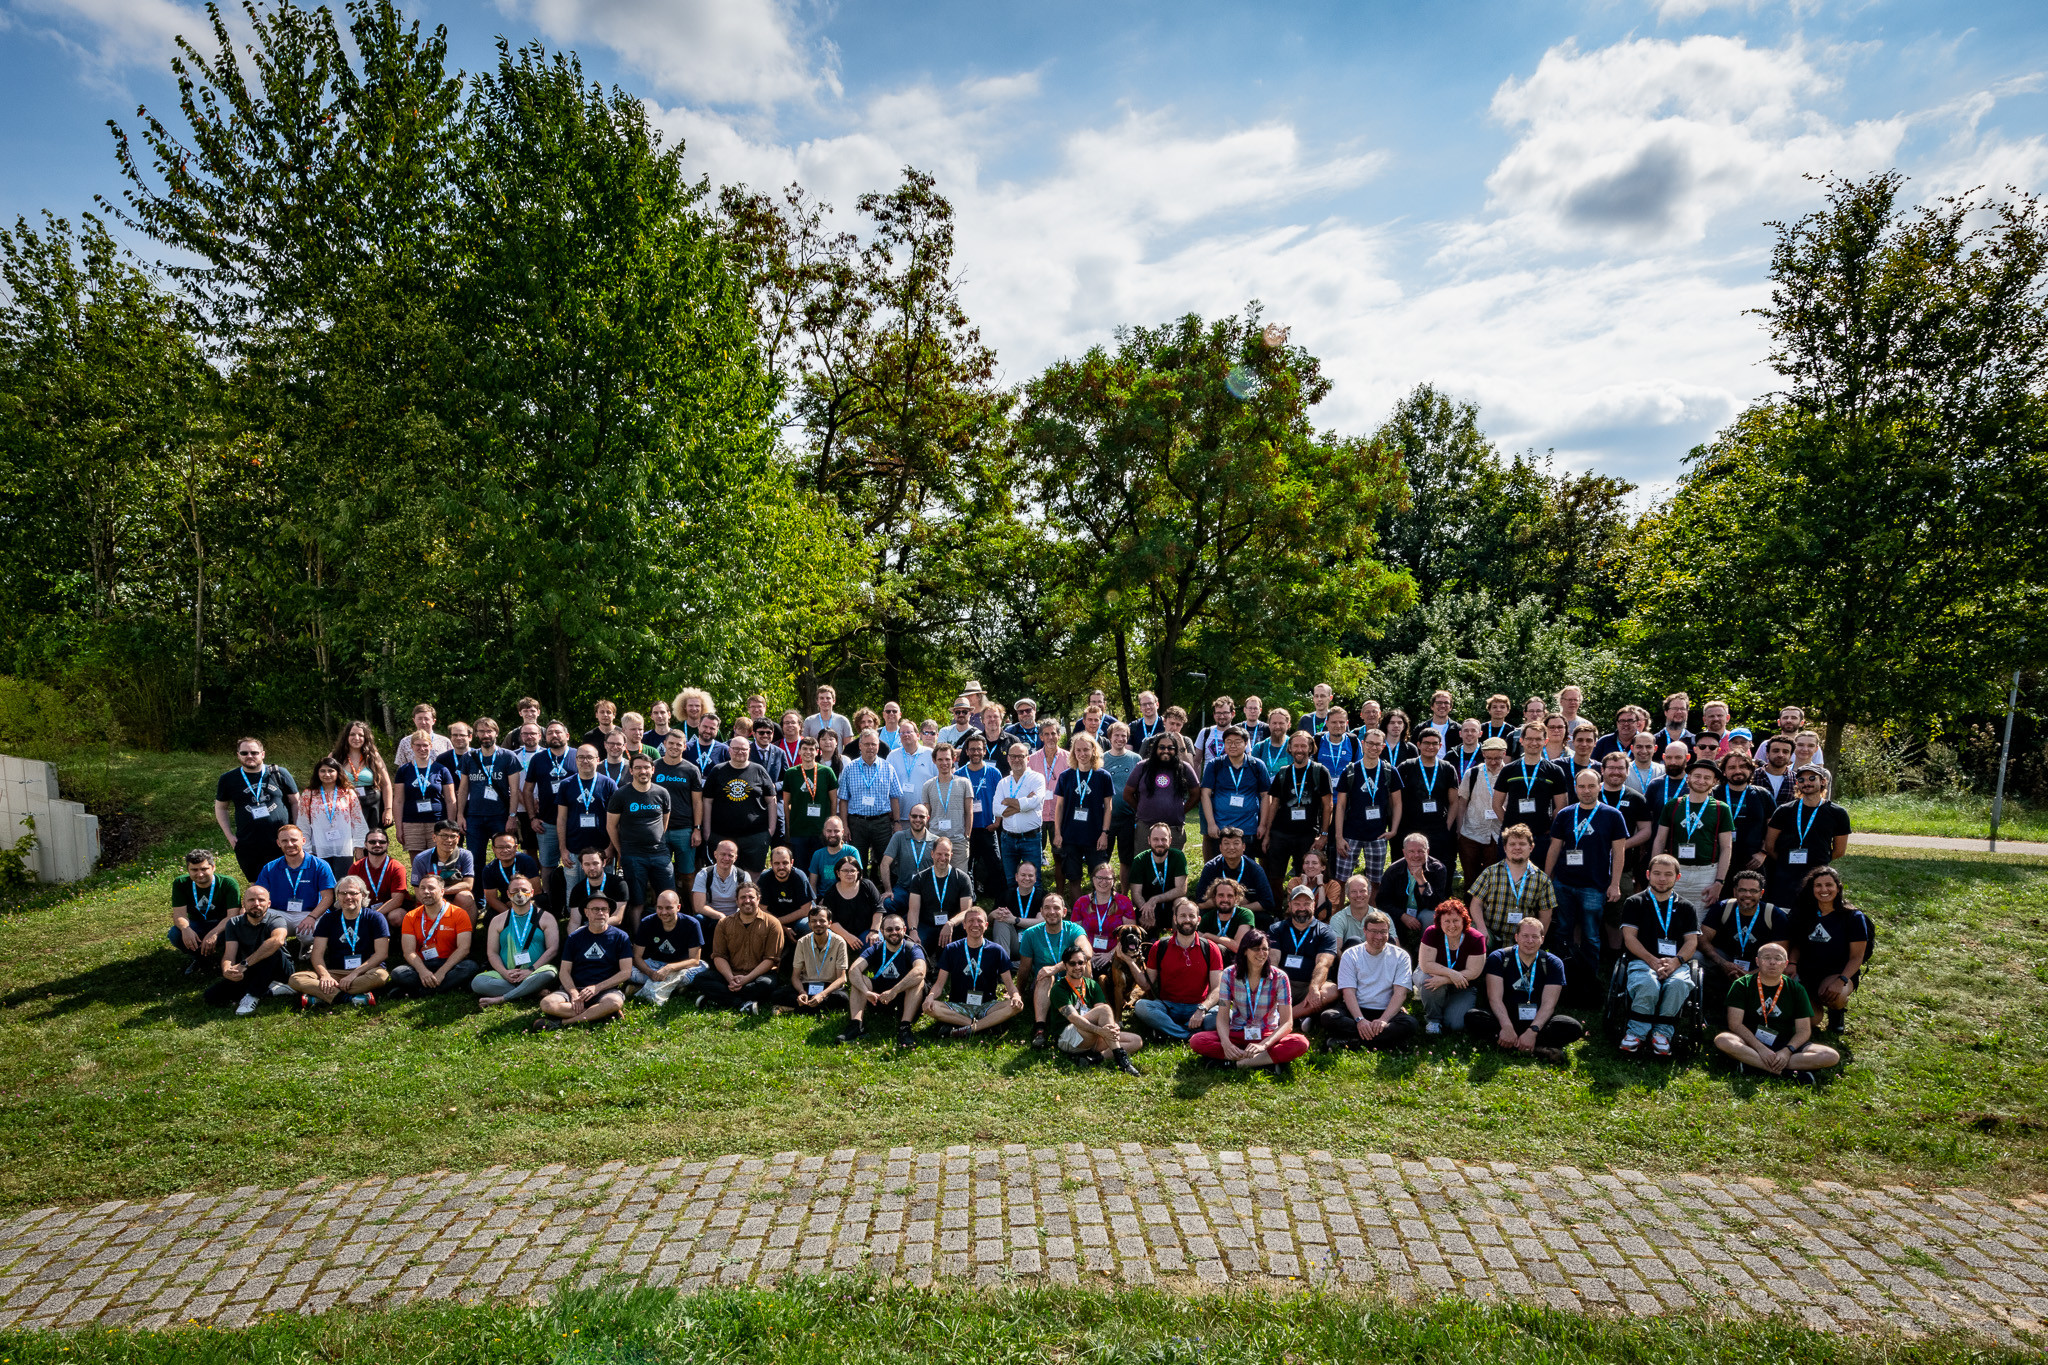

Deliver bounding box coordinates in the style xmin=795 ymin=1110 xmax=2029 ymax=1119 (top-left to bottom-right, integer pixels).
xmin=841 ymin=758 xmax=901 ymax=818
xmin=1466 ymin=860 xmax=1559 ymax=941
xmin=1221 ymin=966 xmax=1287 ymax=1036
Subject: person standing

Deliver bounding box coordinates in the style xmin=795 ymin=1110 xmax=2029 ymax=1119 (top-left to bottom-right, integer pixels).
xmin=1763 ymin=769 xmax=1851 ymax=905
xmin=1332 ymin=728 xmax=1403 ymax=885
xmin=522 ymin=722 xmax=575 ymax=870
xmin=332 ymin=721 xmax=393 ymax=841
xmin=1200 ymin=726 xmax=1268 ymax=865
xmin=779 ymin=735 xmax=836 ymax=878
xmin=803 ymin=685 xmax=854 ymax=744
xmin=1541 ymin=768 xmax=1629 ymax=987
xmin=839 ymin=730 xmax=904 ymax=875
xmin=213 ymin=738 xmax=300 ymax=882
xmin=1395 ymin=727 xmax=1459 ymax=873
xmin=392 ymin=730 xmax=454 ymax=859
xmin=1651 ymin=759 xmax=1734 ymax=908
xmin=456 ymin=718 xmax=524 ymax=859
xmin=706 ymin=736 xmax=777 ymax=874
xmin=1051 ymin=732 xmax=1114 ymax=896
xmin=1454 ymin=736 xmax=1510 ymax=884
xmin=919 ymin=741 xmax=975 ymax=874
xmin=652 ymin=731 xmax=705 ymax=883
xmin=302 ymin=757 xmax=369 ymax=879
xmin=994 ymin=742 xmax=1049 ymax=890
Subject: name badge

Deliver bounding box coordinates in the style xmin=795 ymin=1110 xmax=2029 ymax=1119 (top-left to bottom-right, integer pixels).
xmin=1073 ymin=808 xmax=1090 ymax=822
xmin=1676 ymin=843 xmax=1696 ymax=860
xmin=1243 ymin=1025 xmax=1263 ymax=1041
xmin=1655 ymin=938 xmax=1679 ymax=956
xmin=1734 ymin=958 xmax=1751 ymax=974
xmin=1228 ymin=794 xmax=1246 ymax=808
xmin=976 ymin=801 xmax=988 ymax=815
xmin=1506 ymin=911 xmax=1523 ymax=925
xmin=1753 ymin=1029 xmax=1777 ymax=1048
xmin=933 ymin=913 xmax=948 ymax=925
xmin=287 ymin=899 xmax=304 ymax=916
xmin=1517 ymin=1004 xmax=1537 ymax=1022
xmin=1483 ymin=808 xmax=1498 ymax=820
xmin=1518 ymin=799 xmax=1535 ymax=814
xmin=1421 ymin=801 xmax=1438 ymax=814
xmin=965 ymin=992 xmax=985 ymax=1008
xmin=580 ymin=813 xmax=598 ymax=828
xmin=1788 ymin=849 xmax=1809 ymax=864
xmin=513 ymin=949 xmax=532 ymax=966
xmin=247 ymin=803 xmax=273 ymax=818
xmin=422 ymin=949 xmax=441 ymax=964
xmin=483 ymin=787 xmax=500 ymax=800
xmin=1093 ymin=936 xmax=1109 ymax=951
xmin=805 ymin=804 xmax=822 ymax=819
xmin=1363 ymin=805 xmax=1380 ymax=821
xmin=424 ymin=800 xmax=441 ymax=814
xmin=1290 ymin=807 xmax=1307 ymax=821
xmin=1565 ymin=850 xmax=1585 ymax=866
xmin=343 ymin=955 xmax=363 ymax=970
xmin=934 ymin=819 xmax=952 ymax=832
xmin=1283 ymin=954 xmax=1304 ymax=970
xmin=806 ymin=982 xmax=824 ymax=996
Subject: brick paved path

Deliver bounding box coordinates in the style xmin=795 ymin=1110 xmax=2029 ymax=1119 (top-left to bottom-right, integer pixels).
xmin=0 ymin=1146 xmax=2042 ymax=1344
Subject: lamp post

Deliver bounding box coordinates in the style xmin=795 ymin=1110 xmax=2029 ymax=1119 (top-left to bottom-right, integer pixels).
xmin=1990 ymin=661 xmax=2023 ymax=853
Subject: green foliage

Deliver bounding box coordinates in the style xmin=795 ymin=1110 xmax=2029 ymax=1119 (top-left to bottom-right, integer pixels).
xmin=1368 ymin=590 xmax=1653 ymax=721
xmin=1013 ymin=305 xmax=1413 ymax=714
xmin=0 ymin=814 xmax=35 ymax=891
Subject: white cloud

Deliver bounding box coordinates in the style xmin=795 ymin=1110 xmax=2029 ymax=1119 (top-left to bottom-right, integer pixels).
xmin=4 ymin=0 xmax=207 ymax=78
xmin=1479 ymin=36 xmax=1907 ymax=249
xmin=499 ymin=0 xmax=818 ymax=105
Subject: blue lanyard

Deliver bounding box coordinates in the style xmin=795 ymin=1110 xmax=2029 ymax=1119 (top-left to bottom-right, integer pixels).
xmin=1727 ymin=787 xmax=1750 ymax=822
xmin=1150 ymin=851 xmax=1171 ymax=887
xmin=1599 ymin=786 xmax=1625 ymax=809
xmin=1649 ymin=890 xmax=1677 ymax=938
xmin=1514 ymin=949 xmax=1540 ymax=997
xmin=1286 ymin=922 xmax=1316 ymax=956
xmin=931 ymin=870 xmax=952 ymax=905
xmin=1073 ymin=770 xmax=1096 ymax=805
xmin=339 ymin=913 xmax=361 ymax=954
xmin=279 ymin=860 xmax=307 ymax=900
xmin=1679 ymin=796 xmax=1708 ymax=838
xmin=875 ymin=942 xmax=907 ymax=978
xmin=1794 ymin=801 xmax=1823 ymax=847
xmin=574 ymin=774 xmax=598 ymax=809
xmin=1357 ymin=761 xmax=1383 ymax=802
xmin=509 ymin=907 xmax=536 ymax=949
xmin=1225 ymin=761 xmax=1248 ymax=792
xmin=1505 ymin=863 xmax=1531 ymax=907
xmin=1416 ymin=760 xmax=1442 ymax=799
xmin=963 ymin=940 xmax=988 ymax=984
xmin=1016 ymin=887 xmax=1037 ymax=921
xmin=192 ymin=877 xmax=216 ymax=918
xmin=548 ymin=750 xmax=570 ymax=780
xmin=1571 ymin=804 xmax=1599 ymax=845
xmin=1734 ymin=904 xmax=1764 ymax=954
xmin=239 ymin=765 xmax=270 ymax=803
xmin=1287 ymin=763 xmax=1314 ymax=807
xmin=599 ymin=759 xmax=626 ymax=783
xmin=411 ymin=764 xmax=435 ymax=796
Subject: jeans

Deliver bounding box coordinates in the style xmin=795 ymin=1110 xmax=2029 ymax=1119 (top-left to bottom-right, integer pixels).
xmin=1133 ymin=997 xmax=1208 ymax=1040
xmin=665 ymin=829 xmax=699 ymax=881
xmin=999 ymin=829 xmax=1043 ymax=889
xmin=1313 ymin=1009 xmax=1419 ymax=1050
xmin=536 ymin=821 xmax=560 ymax=869
xmin=1420 ymin=982 xmax=1477 ymax=1029
xmin=1555 ymin=882 xmax=1607 ymax=980
xmin=620 ymin=851 xmax=676 ymax=908
xmin=1624 ymin=959 xmax=1699 ymax=1039
xmin=471 ymin=966 xmax=557 ymax=1001
xmin=465 ymin=814 xmax=508 ymax=860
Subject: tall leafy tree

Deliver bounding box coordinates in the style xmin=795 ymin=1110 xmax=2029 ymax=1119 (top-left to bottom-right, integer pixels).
xmin=1013 ymin=304 xmax=1413 ymax=714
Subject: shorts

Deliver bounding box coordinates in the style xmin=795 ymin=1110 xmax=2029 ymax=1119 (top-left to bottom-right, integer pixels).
xmin=951 ymin=999 xmax=1000 ymax=1021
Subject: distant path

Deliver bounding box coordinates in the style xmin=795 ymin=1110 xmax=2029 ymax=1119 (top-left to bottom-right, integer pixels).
xmin=1849 ymin=832 xmax=2048 ymax=858
xmin=0 ymin=1146 xmax=2041 ymax=1345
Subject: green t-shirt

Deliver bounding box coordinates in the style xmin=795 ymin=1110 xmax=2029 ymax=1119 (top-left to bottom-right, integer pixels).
xmin=1129 ymin=847 xmax=1188 ymax=898
xmin=1200 ymin=904 xmax=1256 ymax=942
xmin=1725 ymin=973 xmax=1814 ymax=1041
xmin=1018 ymin=919 xmax=1085 ymax=973
xmin=780 ymin=765 xmax=839 ymax=838
xmin=1050 ymin=973 xmax=1105 ymax=1018
xmin=1660 ymin=795 xmax=1734 ymax=865
xmin=172 ymin=873 xmax=240 ymax=925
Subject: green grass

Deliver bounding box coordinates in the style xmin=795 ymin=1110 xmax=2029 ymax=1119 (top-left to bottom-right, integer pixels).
xmin=2 ymin=743 xmax=2047 ymax=1213
xmin=1842 ymin=792 xmax=2048 ymax=844
xmin=0 ymin=1283 xmax=2031 ymax=1364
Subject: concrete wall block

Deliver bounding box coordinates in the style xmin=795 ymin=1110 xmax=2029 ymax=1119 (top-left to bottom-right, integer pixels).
xmin=0 ymin=754 xmax=101 ymax=883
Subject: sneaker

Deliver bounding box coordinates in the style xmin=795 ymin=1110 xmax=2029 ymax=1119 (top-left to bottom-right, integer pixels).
xmin=950 ymin=1024 xmax=975 ymax=1040
xmin=1618 ymin=1032 xmax=1642 ymax=1054
xmin=267 ymin=980 xmax=293 ymax=997
xmin=1425 ymin=1020 xmax=1442 ymax=1036
xmin=296 ymin=994 xmax=313 ymax=1011
xmin=1533 ymin=1047 xmax=1565 ymax=1065
xmin=350 ymin=994 xmax=370 ymax=1007
xmin=836 ymin=1022 xmax=866 ymax=1045
xmin=1827 ymin=1007 xmax=1846 ymax=1033
xmin=236 ymin=993 xmax=260 ymax=1016
xmin=1651 ymin=1034 xmax=1673 ymax=1058
xmin=1112 ymin=1048 xmax=1142 ymax=1078
xmin=691 ymin=994 xmax=706 ymax=1009
xmin=1030 ymin=1027 xmax=1048 ymax=1050
xmin=1792 ymin=1068 xmax=1821 ymax=1088
xmin=897 ymin=1025 xmax=917 ymax=1051
xmin=739 ymin=1001 xmax=760 ymax=1016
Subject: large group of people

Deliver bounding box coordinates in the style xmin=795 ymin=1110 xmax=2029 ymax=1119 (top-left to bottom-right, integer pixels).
xmin=181 ymin=683 xmax=1870 ymax=1079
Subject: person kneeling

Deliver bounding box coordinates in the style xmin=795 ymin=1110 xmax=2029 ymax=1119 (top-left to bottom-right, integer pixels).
xmin=1316 ymin=909 xmax=1417 ymax=1051
xmin=1471 ymin=915 xmax=1581 ymax=1064
xmin=534 ymin=894 xmax=632 ymax=1030
xmin=1711 ymin=942 xmax=1840 ymax=1083
xmin=839 ymin=912 xmax=926 ymax=1047
xmin=473 ymin=875 xmax=560 ymax=1009
xmin=1049 ymin=943 xmax=1144 ymax=1075
xmin=629 ymin=889 xmax=706 ymax=1007
xmin=923 ymin=906 xmax=1024 ymax=1039
xmin=1190 ymin=931 xmax=1309 ymax=1069
xmin=787 ymin=914 xmax=850 ymax=1013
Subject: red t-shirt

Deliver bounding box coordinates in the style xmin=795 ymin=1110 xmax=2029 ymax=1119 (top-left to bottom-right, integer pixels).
xmin=1148 ymin=934 xmax=1224 ymax=1005
xmin=349 ymin=855 xmax=410 ymax=902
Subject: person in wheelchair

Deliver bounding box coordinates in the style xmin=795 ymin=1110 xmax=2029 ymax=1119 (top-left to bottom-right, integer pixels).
xmin=1709 ymin=941 xmax=1841 ymax=1082
xmin=1614 ymin=853 xmax=1701 ymax=1059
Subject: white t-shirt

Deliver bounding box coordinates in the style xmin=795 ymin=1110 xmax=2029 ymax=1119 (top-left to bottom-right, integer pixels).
xmin=1335 ymin=941 xmax=1414 ymax=1012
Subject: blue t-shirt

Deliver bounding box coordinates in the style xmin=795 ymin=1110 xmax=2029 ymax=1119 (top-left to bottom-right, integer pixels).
xmin=524 ymin=748 xmax=575 ymax=821
xmin=1484 ymin=946 xmax=1568 ymax=1010
xmin=255 ymin=855 xmax=336 ymax=916
xmin=1201 ymin=757 xmax=1268 ymax=830
xmin=558 ymin=773 xmax=618 ymax=855
xmin=857 ymin=937 xmax=926 ymax=985
xmin=562 ymin=925 xmax=634 ymax=986
xmin=938 ymin=937 xmax=1013 ymax=1002
xmin=961 ymin=764 xmax=1003 ymax=829
xmin=410 ymin=846 xmax=476 ymax=887
xmin=459 ymin=748 xmax=522 ymax=816
xmin=635 ymin=912 xmax=705 ymax=965
xmin=1054 ymin=767 xmax=1113 ymax=842
xmin=1545 ymin=802 xmax=1631 ymax=888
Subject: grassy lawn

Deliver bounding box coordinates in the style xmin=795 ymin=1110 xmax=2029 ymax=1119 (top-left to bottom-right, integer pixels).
xmin=1842 ymin=792 xmax=2048 ymax=844
xmin=0 ymin=1283 xmax=2030 ymax=1364
xmin=0 ymin=742 xmax=2045 ymax=1214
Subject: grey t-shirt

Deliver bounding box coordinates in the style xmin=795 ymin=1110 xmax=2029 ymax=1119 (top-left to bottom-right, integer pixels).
xmin=224 ymin=910 xmax=294 ymax=970
xmin=882 ymin=831 xmax=940 ymax=889
xmin=606 ymin=782 xmax=671 ymax=856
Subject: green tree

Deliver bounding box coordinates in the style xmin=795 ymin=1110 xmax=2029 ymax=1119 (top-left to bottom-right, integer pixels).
xmin=1626 ymin=172 xmax=2048 ymax=763
xmin=1369 ymin=590 xmax=1652 ymax=723
xmin=1013 ymin=304 xmax=1413 ymax=715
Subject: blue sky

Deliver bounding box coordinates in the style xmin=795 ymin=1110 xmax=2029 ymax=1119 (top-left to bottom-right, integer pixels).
xmin=3 ymin=0 xmax=2044 ymax=489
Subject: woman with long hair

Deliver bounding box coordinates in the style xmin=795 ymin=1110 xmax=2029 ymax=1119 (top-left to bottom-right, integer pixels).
xmin=1787 ymin=866 xmax=1874 ymax=1033
xmin=331 ymin=720 xmax=393 ymax=837
xmin=1189 ymin=930 xmax=1308 ymax=1069
xmin=303 ymin=756 xmax=369 ymax=878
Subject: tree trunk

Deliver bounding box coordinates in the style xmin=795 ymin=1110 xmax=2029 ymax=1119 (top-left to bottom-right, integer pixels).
xmin=883 ymin=620 xmax=903 ymax=701
xmin=550 ymin=618 xmax=571 ymax=714
xmin=1822 ymin=712 xmax=1845 ymax=774
xmin=1113 ymin=628 xmax=1134 ymax=721
xmin=1153 ymin=633 xmax=1177 ymax=715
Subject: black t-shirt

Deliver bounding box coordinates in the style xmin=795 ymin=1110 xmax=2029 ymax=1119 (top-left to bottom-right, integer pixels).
xmin=1494 ymin=758 xmax=1568 ymax=833
xmin=562 ymin=925 xmax=634 ymax=985
xmin=1766 ymin=800 xmax=1852 ymax=872
xmin=651 ymin=759 xmax=703 ymax=827
xmin=1700 ymin=899 xmax=1789 ymax=971
xmin=938 ymin=937 xmax=1012 ymax=1002
xmin=635 ymin=912 xmax=704 ymax=963
xmin=607 ymin=783 xmax=671 ymax=855
xmin=706 ymin=762 xmax=774 ymax=837
xmin=1395 ymin=758 xmax=1456 ymax=835
xmin=910 ymin=866 xmax=973 ymax=925
xmin=1485 ymin=946 xmax=1566 ymax=1012
xmin=525 ymin=748 xmax=575 ymax=821
xmin=1719 ymin=783 xmax=1774 ymax=865
xmin=172 ymin=873 xmax=239 ymax=927
xmin=549 ymin=868 xmax=630 ymax=919
xmin=820 ymin=879 xmax=885 ymax=934
xmin=756 ymin=869 xmax=813 ymax=922
xmin=1267 ymin=762 xmax=1333 ymax=836
xmin=1619 ymin=890 xmax=1701 ymax=954
xmin=1266 ymin=917 xmax=1337 ymax=984
xmin=459 ymin=748 xmax=521 ymax=816
xmin=309 ymin=908 xmax=390 ymax=972
xmin=215 ymin=765 xmax=299 ymax=836
xmin=579 ymin=726 xmax=616 ymax=754
xmin=477 ymin=853 xmax=541 ymax=903
xmin=1377 ymin=858 xmax=1451 ymax=918
xmin=1337 ymin=760 xmax=1402 ymax=841
xmin=1788 ymin=905 xmax=1874 ymax=982
xmin=1596 ymin=786 xmax=1651 ymax=841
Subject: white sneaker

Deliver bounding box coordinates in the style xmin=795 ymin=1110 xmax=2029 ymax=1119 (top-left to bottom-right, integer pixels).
xmin=1425 ymin=1021 xmax=1442 ymax=1035
xmin=739 ymin=1001 xmax=760 ymax=1016
xmin=236 ymin=994 xmax=260 ymax=1016
xmin=267 ymin=980 xmax=293 ymax=997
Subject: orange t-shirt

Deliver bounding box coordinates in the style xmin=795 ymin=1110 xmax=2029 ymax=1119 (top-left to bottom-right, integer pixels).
xmin=401 ymin=903 xmax=472 ymax=961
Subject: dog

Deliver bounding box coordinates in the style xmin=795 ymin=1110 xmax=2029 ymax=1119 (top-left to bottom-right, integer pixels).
xmin=1106 ymin=923 xmax=1148 ymax=1017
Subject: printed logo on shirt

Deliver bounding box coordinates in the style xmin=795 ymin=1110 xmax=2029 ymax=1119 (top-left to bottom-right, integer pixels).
xmin=720 ymin=778 xmax=753 ymax=801
xmin=583 ymin=942 xmax=607 ymax=959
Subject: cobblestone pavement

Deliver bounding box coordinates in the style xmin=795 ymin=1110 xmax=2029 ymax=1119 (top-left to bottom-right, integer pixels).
xmin=0 ymin=1147 xmax=2043 ymax=1344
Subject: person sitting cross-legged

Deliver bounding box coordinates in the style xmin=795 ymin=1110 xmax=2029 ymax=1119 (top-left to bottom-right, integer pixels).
xmin=787 ymin=913 xmax=851 ymax=1014
xmin=923 ymin=906 xmax=1024 ymax=1039
xmin=1415 ymin=897 xmax=1487 ymax=1037
xmin=838 ymin=912 xmax=927 ymax=1047
xmin=287 ymin=875 xmax=391 ymax=1009
xmin=629 ymin=889 xmax=706 ymax=1007
xmin=694 ymin=882 xmax=787 ymax=1013
xmin=533 ymin=894 xmax=633 ymax=1030
xmin=1315 ymin=908 xmax=1418 ymax=1051
xmin=1048 ymin=941 xmax=1144 ymax=1075
xmin=390 ymin=874 xmax=479 ymax=996
xmin=1711 ymin=941 xmax=1842 ymax=1083
xmin=1133 ymin=897 xmax=1224 ymax=1044
xmin=204 ymin=885 xmax=297 ymax=1015
xmin=1189 ymin=930 xmax=1309 ymax=1069
xmin=1617 ymin=853 xmax=1702 ymax=1059
xmin=1267 ymin=884 xmax=1340 ymax=1020
xmin=471 ymin=875 xmax=560 ymax=1009
xmin=1471 ymin=913 xmax=1582 ymax=1064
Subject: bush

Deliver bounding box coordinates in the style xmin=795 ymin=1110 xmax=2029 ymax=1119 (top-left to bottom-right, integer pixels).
xmin=0 ymin=675 xmax=120 ymax=807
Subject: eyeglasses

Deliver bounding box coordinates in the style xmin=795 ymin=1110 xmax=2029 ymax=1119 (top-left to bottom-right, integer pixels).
xmin=237 ymin=750 xmax=262 ymax=757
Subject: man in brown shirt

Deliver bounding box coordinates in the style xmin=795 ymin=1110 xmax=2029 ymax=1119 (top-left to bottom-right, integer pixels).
xmin=695 ymin=882 xmax=786 ymax=1013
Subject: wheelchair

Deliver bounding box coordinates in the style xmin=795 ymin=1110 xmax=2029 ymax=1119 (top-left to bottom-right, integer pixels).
xmin=1602 ymin=955 xmax=1706 ymax=1058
